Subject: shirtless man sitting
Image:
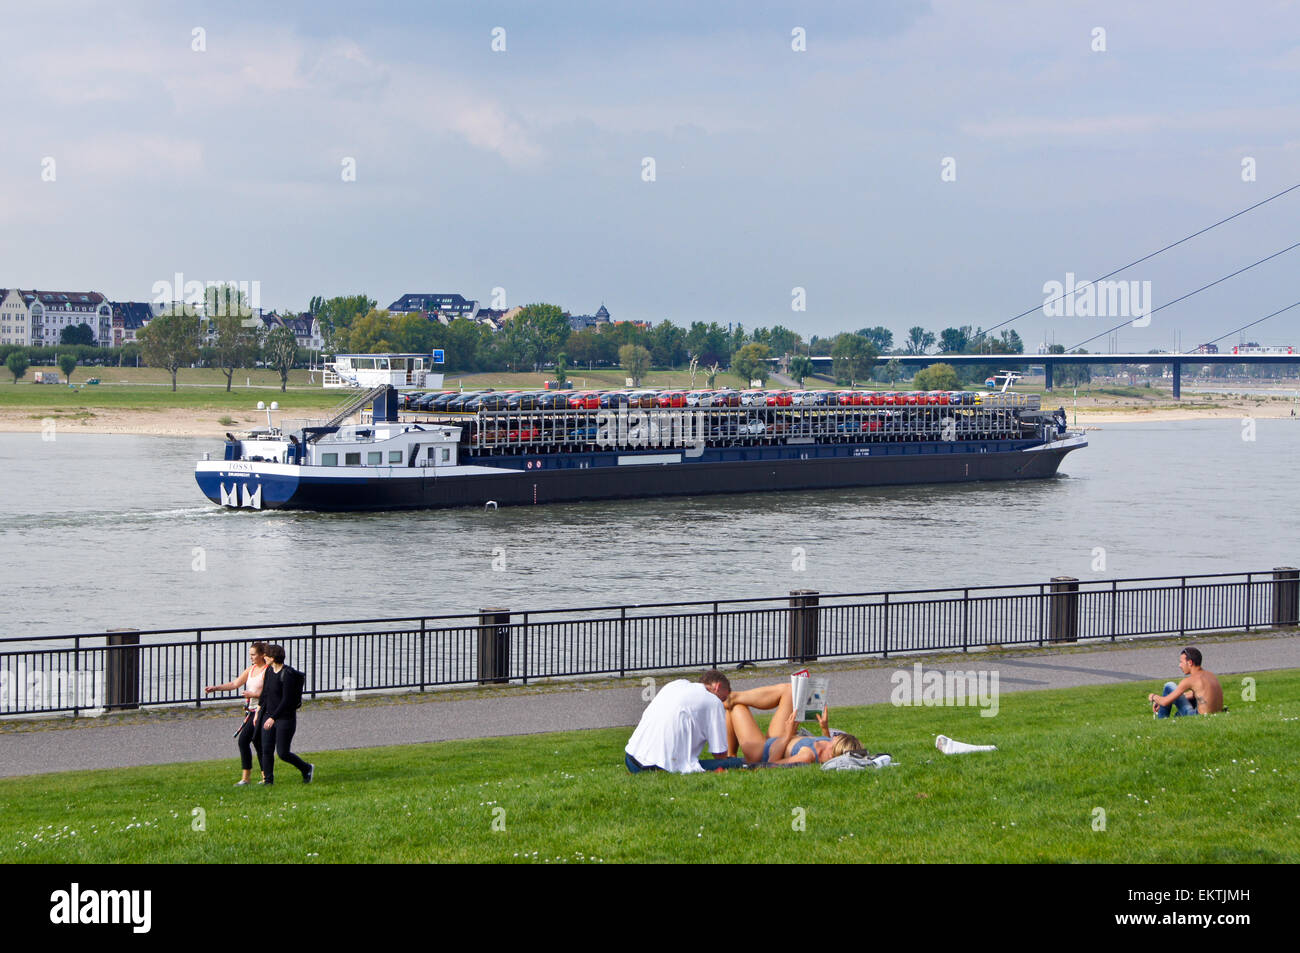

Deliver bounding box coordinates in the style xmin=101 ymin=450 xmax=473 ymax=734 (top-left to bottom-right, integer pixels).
xmin=1148 ymin=646 xmax=1224 ymax=718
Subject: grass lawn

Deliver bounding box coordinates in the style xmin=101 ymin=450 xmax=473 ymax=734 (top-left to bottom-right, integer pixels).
xmin=0 ymin=368 xmax=346 ymax=416
xmin=2 ymin=670 xmax=1296 ymax=864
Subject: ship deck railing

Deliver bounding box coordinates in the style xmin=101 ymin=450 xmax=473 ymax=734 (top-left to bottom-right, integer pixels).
xmin=400 ymin=404 xmax=1047 ymax=453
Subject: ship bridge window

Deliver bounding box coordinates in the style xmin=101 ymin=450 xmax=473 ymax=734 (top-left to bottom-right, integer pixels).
xmin=321 ymin=453 xmax=338 ymax=466
xmin=389 ymin=450 xmax=403 ymax=463
xmin=345 ymin=452 xmax=361 ymax=466
xmin=368 ymin=451 xmax=383 ymax=465
xmin=440 ymin=448 xmax=451 ymax=463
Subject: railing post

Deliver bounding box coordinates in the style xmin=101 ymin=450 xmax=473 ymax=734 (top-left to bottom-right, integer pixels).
xmin=419 ymin=617 xmax=427 ymax=692
xmin=619 ymin=606 xmax=626 ymax=678
xmin=72 ymin=635 xmax=81 ymax=719
xmin=310 ymin=624 xmax=318 ymax=699
xmin=105 ymin=628 xmax=140 ymax=712
xmin=1110 ymin=580 xmax=1118 ymax=641
xmin=522 ymin=612 xmax=529 ymax=685
xmin=1179 ymin=577 xmax=1187 ymax=638
xmin=1272 ymin=567 xmax=1299 ymax=629
xmin=1048 ymin=577 xmax=1079 ymax=643
xmin=961 ymin=589 xmax=969 ymax=652
xmin=195 ymin=630 xmax=203 ymax=708
xmin=711 ymin=602 xmax=719 ymax=669
xmin=882 ymin=593 xmax=890 ymax=658
xmin=1244 ymin=573 xmax=1252 ymax=632
xmin=788 ymin=590 xmax=820 ymax=663
xmin=1038 ymin=584 xmax=1045 ymax=647
xmin=477 ymin=608 xmax=511 ymax=685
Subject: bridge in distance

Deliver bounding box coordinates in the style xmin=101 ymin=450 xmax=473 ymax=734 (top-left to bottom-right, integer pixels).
xmin=794 ymin=353 xmax=1300 ymax=399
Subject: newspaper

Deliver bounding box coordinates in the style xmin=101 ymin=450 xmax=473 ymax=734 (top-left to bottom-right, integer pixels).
xmin=790 ymin=669 xmax=829 ymax=721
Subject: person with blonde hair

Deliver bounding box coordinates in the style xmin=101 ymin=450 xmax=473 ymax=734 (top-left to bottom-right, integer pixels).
xmin=203 ymin=641 xmax=271 ymax=785
xmin=724 ymin=681 xmax=862 ymax=765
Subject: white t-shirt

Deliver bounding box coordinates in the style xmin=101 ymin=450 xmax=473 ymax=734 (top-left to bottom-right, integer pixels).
xmin=625 ymin=679 xmax=728 ymax=773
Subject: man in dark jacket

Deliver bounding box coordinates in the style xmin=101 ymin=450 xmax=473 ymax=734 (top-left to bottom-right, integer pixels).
xmin=257 ymin=644 xmax=314 ymax=785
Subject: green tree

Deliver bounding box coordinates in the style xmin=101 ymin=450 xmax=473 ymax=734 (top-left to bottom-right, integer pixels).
xmin=6 ymin=351 xmax=29 ymax=383
xmin=648 ymin=320 xmax=688 ymax=367
xmin=1054 ymin=347 xmax=1092 ymax=387
xmin=938 ymin=327 xmax=971 ymax=354
xmin=138 ymin=310 xmax=201 ymax=391
xmin=395 ymin=312 xmax=436 ymax=354
xmin=767 ymin=325 xmax=802 ymax=358
xmin=619 ymin=343 xmax=652 ymax=386
xmin=444 ymin=318 xmax=493 ymax=372
xmin=705 ymin=361 xmax=721 ymax=388
xmin=913 ymin=362 xmax=959 ymax=391
xmin=264 ymin=326 xmax=298 ymax=392
xmin=685 ymin=321 xmax=730 ymax=366
xmin=504 ymin=303 xmax=570 ymax=371
xmin=905 ymin=326 xmax=936 ymax=355
xmin=555 ymin=352 xmax=569 ymax=388
xmin=59 ymin=323 xmax=95 ymax=346
xmin=830 ymin=333 xmax=879 ymax=386
xmin=882 ymin=357 xmax=903 ymax=384
xmin=311 ymin=295 xmax=377 ymax=350
xmin=788 ymin=354 xmax=814 ymax=385
xmin=731 ymin=342 xmax=772 ymax=385
xmin=343 ymin=309 xmax=400 ymax=353
xmin=213 ymin=314 xmax=262 ymax=392
xmin=58 ymin=353 xmax=78 ymax=384
xmin=856 ymin=326 xmax=894 ymax=352
xmin=205 ymin=283 xmax=253 ymax=320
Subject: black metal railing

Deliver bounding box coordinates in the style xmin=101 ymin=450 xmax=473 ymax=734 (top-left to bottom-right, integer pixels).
xmin=2 ymin=568 xmax=1296 ymax=717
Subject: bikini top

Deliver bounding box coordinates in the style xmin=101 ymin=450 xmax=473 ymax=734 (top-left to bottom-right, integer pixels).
xmin=791 ymin=736 xmax=832 ymax=758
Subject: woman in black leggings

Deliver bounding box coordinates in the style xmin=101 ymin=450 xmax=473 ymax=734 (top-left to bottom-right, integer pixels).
xmin=204 ymin=641 xmax=270 ymax=785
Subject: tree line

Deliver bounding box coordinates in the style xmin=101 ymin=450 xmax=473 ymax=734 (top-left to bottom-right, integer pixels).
xmin=7 ymin=288 xmax=1296 ymax=388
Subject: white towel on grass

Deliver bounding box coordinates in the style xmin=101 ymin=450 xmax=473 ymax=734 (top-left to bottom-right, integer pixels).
xmin=935 ymin=734 xmax=997 ymax=755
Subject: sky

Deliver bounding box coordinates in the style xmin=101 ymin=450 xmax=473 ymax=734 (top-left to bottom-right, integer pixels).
xmin=2 ymin=0 xmax=1298 ymax=352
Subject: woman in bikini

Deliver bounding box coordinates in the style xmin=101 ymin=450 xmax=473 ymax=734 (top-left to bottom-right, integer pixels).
xmin=203 ymin=641 xmax=270 ymax=785
xmin=724 ymin=681 xmax=863 ymax=765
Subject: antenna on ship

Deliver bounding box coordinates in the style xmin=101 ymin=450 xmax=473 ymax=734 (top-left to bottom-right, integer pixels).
xmin=257 ymin=400 xmax=279 ymax=431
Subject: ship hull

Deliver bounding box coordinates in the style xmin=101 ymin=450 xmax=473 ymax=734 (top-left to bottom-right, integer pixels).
xmin=196 ymin=435 xmax=1086 ymax=512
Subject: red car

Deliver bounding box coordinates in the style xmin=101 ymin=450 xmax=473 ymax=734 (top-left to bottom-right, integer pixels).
xmin=656 ymin=391 xmax=687 ymax=408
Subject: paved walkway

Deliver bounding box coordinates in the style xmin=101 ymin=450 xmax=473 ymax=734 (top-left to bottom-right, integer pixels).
xmin=2 ymin=632 xmax=1297 ymax=777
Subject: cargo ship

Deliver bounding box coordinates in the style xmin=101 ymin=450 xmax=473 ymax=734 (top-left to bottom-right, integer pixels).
xmin=195 ymin=385 xmax=1085 ymax=511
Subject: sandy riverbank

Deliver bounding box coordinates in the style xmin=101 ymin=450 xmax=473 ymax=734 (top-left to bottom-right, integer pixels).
xmin=1 ymin=398 xmax=1296 ymax=437
xmin=0 ymin=408 xmax=252 ymax=438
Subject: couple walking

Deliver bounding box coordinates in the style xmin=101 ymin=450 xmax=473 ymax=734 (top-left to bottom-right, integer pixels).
xmin=205 ymin=642 xmax=315 ymax=785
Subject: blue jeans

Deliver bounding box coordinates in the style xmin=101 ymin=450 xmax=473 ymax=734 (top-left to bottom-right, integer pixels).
xmin=1154 ymin=682 xmax=1198 ymax=718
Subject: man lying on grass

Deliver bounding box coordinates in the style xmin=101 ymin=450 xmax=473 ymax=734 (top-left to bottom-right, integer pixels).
xmin=725 ymin=681 xmax=863 ymax=765
xmin=1148 ymin=646 xmax=1224 ymax=718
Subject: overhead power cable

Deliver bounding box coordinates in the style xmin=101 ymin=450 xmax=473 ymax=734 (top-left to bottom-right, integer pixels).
xmin=1195 ymin=299 xmax=1300 ymax=350
xmin=1066 ymin=240 xmax=1300 ymax=351
xmin=980 ymin=181 xmax=1300 ymax=339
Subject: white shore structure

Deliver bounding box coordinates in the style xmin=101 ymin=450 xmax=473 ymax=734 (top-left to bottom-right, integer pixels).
xmin=322 ymin=353 xmax=444 ymax=390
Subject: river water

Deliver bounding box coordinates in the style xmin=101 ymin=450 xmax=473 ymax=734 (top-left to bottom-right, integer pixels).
xmin=0 ymin=420 xmax=1297 ymax=639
